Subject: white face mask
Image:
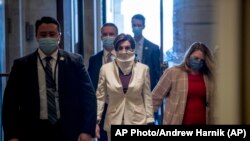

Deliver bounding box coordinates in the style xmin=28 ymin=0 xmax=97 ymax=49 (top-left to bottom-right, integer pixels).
xmin=116 ymin=51 xmax=135 ymax=75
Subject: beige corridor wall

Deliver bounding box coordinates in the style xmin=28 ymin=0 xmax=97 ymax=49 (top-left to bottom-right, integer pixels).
xmin=214 ymin=0 xmax=241 ymax=124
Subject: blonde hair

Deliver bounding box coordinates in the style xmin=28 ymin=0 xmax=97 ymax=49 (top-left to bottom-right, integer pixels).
xmin=178 ymin=42 xmax=215 ymax=79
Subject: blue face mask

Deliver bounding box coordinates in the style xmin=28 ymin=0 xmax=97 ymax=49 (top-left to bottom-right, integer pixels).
xmin=188 ymin=58 xmax=204 ymax=71
xmin=38 ymin=38 xmax=58 ymax=55
xmin=132 ymin=26 xmax=143 ymax=36
xmin=102 ymin=36 xmax=115 ymax=49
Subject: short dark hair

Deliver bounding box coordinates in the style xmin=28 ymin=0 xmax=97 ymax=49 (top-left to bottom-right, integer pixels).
xmin=114 ymin=33 xmax=135 ymax=51
xmin=35 ymin=16 xmax=61 ymax=36
xmin=101 ymin=23 xmax=118 ymax=35
xmin=131 ymin=14 xmax=145 ymax=25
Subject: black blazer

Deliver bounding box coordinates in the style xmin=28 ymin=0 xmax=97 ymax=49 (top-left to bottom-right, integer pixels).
xmin=2 ymin=49 xmax=97 ymax=141
xmin=87 ymin=51 xmax=103 ymax=91
xmin=141 ymin=38 xmax=161 ymax=90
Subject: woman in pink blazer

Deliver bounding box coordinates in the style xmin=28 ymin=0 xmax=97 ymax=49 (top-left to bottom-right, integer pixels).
xmin=152 ymin=42 xmax=215 ymax=125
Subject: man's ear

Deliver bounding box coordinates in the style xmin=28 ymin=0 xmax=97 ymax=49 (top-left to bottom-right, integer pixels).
xmin=58 ymin=32 xmax=62 ymax=43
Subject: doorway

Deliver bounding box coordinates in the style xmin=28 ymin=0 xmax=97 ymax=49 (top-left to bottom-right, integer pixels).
xmin=104 ymin=0 xmax=173 ymax=63
xmin=0 ymin=0 xmax=6 ymax=140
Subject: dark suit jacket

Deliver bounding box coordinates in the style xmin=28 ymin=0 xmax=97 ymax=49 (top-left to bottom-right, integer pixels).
xmin=87 ymin=51 xmax=103 ymax=91
xmin=88 ymin=51 xmax=109 ymax=141
xmin=141 ymin=38 xmax=161 ymax=90
xmin=2 ymin=49 xmax=97 ymax=141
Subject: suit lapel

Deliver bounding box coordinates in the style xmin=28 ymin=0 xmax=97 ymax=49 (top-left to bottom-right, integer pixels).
xmin=125 ymin=64 xmax=136 ymax=95
xmin=96 ymin=51 xmax=104 ymax=71
xmin=29 ymin=50 xmax=40 ymax=108
xmin=30 ymin=50 xmax=39 ymax=85
xmin=112 ymin=61 xmax=125 ymax=94
xmin=57 ymin=50 xmax=66 ymax=92
xmin=142 ymin=39 xmax=149 ymax=63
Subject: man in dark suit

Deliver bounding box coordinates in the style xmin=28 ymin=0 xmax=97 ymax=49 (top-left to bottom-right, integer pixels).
xmin=2 ymin=16 xmax=97 ymax=141
xmin=131 ymin=14 xmax=161 ymax=124
xmin=88 ymin=23 xmax=118 ymax=141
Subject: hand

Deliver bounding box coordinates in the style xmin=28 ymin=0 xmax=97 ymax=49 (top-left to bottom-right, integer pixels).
xmin=147 ymin=122 xmax=155 ymax=125
xmin=77 ymin=133 xmax=92 ymax=141
xmin=95 ymin=124 xmax=100 ymax=139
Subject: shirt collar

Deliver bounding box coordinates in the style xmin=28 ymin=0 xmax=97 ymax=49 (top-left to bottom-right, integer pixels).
xmin=38 ymin=48 xmax=58 ymax=60
xmin=138 ymin=37 xmax=144 ymax=45
xmin=104 ymin=49 xmax=116 ymax=57
xmin=135 ymin=36 xmax=144 ymax=45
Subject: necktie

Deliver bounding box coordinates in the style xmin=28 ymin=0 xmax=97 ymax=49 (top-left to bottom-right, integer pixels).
xmin=45 ymin=56 xmax=57 ymax=124
xmin=106 ymin=52 xmax=112 ymax=63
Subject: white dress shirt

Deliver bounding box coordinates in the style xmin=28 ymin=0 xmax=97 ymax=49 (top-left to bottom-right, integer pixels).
xmin=135 ymin=37 xmax=144 ymax=62
xmin=37 ymin=49 xmax=60 ymax=119
xmin=103 ymin=49 xmax=116 ymax=64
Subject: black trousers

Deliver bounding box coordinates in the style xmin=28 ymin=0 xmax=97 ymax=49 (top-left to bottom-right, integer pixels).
xmin=4 ymin=120 xmax=69 ymax=141
xmin=98 ymin=103 xmax=108 ymax=141
xmin=36 ymin=119 xmax=64 ymax=141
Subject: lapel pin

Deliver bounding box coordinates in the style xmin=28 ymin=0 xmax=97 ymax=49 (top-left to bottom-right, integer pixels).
xmin=59 ymin=57 xmax=65 ymax=61
xmin=145 ymin=47 xmax=148 ymax=50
